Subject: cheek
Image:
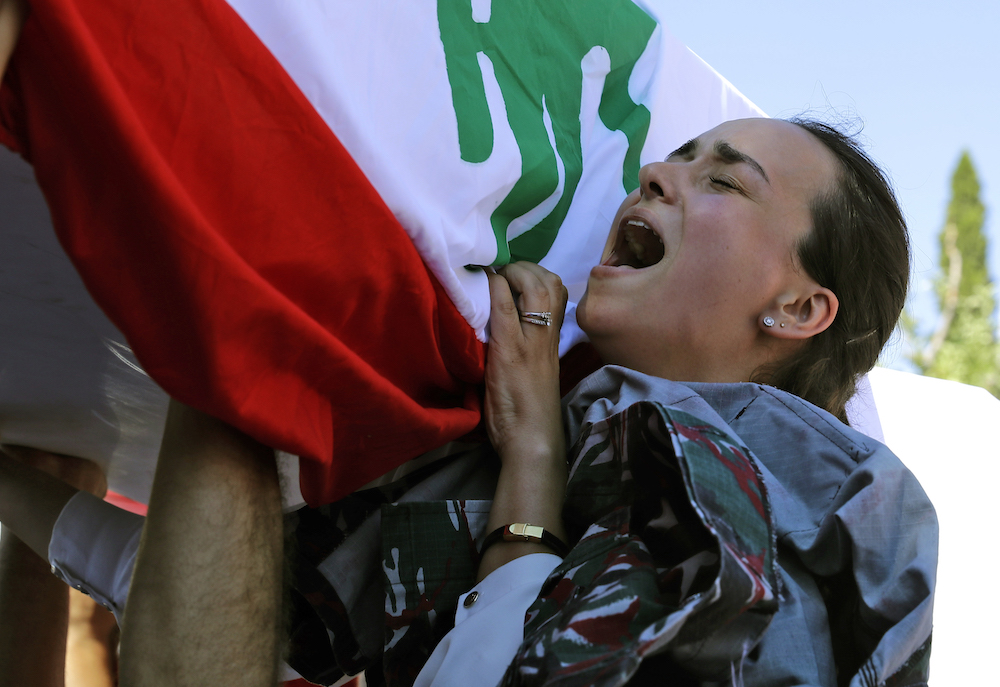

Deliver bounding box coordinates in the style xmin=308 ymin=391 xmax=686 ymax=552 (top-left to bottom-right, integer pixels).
xmin=682 ymin=215 xmax=780 ymax=288
xmin=660 ymin=248 xmax=764 ymax=320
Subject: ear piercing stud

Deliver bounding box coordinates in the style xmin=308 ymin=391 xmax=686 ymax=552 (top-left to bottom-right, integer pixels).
xmin=763 ymin=316 xmax=775 ymax=328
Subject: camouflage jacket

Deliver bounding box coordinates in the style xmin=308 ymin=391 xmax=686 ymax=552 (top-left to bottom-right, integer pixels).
xmin=286 ymin=367 xmax=936 ymax=687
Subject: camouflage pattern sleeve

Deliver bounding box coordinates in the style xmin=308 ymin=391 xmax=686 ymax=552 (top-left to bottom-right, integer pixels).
xmin=501 ymin=402 xmax=778 ymax=686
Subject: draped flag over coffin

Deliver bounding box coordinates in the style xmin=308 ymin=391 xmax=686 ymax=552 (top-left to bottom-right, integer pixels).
xmin=227 ymin=0 xmax=762 ymax=341
xmin=0 ymin=0 xmax=761 ymax=505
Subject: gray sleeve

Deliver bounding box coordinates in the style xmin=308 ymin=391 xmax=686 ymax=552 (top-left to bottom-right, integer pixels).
xmin=48 ymin=490 xmax=144 ymax=625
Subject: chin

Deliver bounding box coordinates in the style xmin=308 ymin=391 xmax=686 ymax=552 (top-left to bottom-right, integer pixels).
xmin=575 ymin=290 xmax=605 ymax=339
xmin=576 ymin=291 xmax=591 ymax=328
xmin=577 ymin=289 xmax=630 ymax=358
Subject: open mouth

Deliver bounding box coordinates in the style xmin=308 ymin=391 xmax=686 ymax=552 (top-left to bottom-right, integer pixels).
xmin=603 ymin=219 xmax=666 ymax=268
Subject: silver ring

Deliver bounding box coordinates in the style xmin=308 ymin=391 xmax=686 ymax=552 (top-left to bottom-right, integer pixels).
xmin=519 ymin=311 xmax=553 ymax=326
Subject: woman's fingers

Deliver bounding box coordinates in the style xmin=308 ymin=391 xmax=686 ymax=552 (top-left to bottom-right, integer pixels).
xmin=488 ymin=262 xmax=568 ymax=352
xmin=486 ymin=268 xmax=523 ymax=345
xmin=479 ymin=263 xmax=570 ymax=581
xmin=484 ymin=263 xmax=567 ymax=457
xmin=496 ymin=262 xmax=568 ymax=326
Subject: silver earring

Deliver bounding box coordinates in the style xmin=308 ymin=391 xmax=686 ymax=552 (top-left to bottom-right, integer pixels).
xmin=779 ymin=322 xmax=786 ymax=328
xmin=763 ymin=316 xmax=775 ymax=328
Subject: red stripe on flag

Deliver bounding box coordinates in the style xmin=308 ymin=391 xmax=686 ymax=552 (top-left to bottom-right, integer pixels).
xmin=0 ymin=0 xmax=485 ymax=504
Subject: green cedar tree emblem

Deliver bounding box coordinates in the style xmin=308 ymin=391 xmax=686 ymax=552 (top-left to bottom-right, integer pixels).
xmin=438 ymin=0 xmax=656 ymax=264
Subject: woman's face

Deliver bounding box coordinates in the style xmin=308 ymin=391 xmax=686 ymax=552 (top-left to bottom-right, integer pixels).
xmin=576 ymin=118 xmax=839 ymax=382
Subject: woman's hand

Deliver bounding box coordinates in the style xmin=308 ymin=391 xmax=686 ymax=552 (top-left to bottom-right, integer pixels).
xmin=480 ymin=262 xmax=569 ymax=580
xmin=484 ymin=262 xmax=568 ymax=463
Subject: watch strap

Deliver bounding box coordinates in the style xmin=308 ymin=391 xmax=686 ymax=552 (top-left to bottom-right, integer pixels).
xmin=479 ymin=523 xmax=570 ymax=558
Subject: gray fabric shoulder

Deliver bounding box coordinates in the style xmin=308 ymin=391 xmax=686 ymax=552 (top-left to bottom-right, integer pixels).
xmin=684 ymin=380 xmax=924 ymax=539
xmin=566 ymin=368 xmax=930 ymax=547
xmin=563 ymin=366 xmax=737 ymax=444
xmin=685 ymin=381 xmax=878 ymax=465
xmin=565 ymin=366 xmax=882 ymax=467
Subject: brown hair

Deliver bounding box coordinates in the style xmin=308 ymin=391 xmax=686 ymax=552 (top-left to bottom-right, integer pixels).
xmin=755 ymin=119 xmax=910 ymax=423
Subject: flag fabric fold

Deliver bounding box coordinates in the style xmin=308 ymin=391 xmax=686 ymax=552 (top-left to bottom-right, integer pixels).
xmin=0 ymin=0 xmax=762 ymax=504
xmin=1 ymin=0 xmax=484 ymax=504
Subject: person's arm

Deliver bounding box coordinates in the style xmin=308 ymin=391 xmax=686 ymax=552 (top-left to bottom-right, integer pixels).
xmin=0 ymin=446 xmax=91 ymax=559
xmin=410 ymin=263 xmax=567 ymax=687
xmin=0 ymin=446 xmax=107 ymax=687
xmin=66 ymin=588 xmax=118 ymax=687
xmin=118 ymin=399 xmax=284 ymax=687
xmin=0 ymin=530 xmax=70 ymax=686
xmin=479 ymin=263 xmax=568 ymax=581
xmin=0 ymin=0 xmax=26 ymax=80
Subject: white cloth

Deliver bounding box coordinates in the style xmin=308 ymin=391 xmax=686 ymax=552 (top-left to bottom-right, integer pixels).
xmin=414 ymin=553 xmax=562 ymax=687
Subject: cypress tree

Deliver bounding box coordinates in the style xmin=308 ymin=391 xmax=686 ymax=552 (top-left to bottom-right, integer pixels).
xmin=916 ymin=151 xmax=999 ymax=396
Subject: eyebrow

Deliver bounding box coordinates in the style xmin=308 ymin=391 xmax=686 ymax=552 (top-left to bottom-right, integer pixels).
xmin=667 ymin=138 xmax=771 ymax=185
xmin=668 ymin=138 xmax=697 ymax=159
xmin=715 ymin=141 xmax=770 ymax=185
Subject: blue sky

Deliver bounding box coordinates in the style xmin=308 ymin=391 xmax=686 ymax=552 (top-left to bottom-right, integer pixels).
xmin=662 ymin=0 xmax=1000 ymax=369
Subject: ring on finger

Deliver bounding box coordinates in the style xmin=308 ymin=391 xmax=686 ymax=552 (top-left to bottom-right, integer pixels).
xmin=519 ymin=311 xmax=553 ymax=327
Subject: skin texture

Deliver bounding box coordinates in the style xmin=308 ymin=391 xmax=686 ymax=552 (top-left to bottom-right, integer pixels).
xmin=66 ymin=589 xmax=118 ymax=687
xmin=481 ymin=119 xmax=842 ymax=576
xmin=119 ymin=400 xmax=283 ymax=687
xmin=0 ymin=435 xmax=363 ymax=686
xmin=3 ymin=6 xmax=283 ymax=679
xmin=0 ymin=108 xmax=842 ymax=679
xmin=577 ymin=118 xmax=839 ymax=383
xmin=0 ymin=447 xmax=107 ymax=687
xmin=0 ymin=409 xmax=284 ymax=687
xmin=480 ymin=263 xmax=569 ymax=581
xmin=0 ymin=531 xmax=70 ymax=687
xmin=0 ymin=0 xmax=26 ymax=80
xmin=0 ymin=448 xmax=92 ymax=560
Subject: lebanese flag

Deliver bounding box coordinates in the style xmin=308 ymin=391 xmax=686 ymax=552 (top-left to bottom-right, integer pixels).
xmin=0 ymin=0 xmax=486 ymax=505
xmin=0 ymin=0 xmax=762 ymax=506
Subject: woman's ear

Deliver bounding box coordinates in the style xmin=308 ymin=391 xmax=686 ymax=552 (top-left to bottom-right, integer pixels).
xmin=762 ymin=286 xmax=839 ymax=340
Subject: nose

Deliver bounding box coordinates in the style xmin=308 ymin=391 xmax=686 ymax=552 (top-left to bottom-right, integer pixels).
xmin=638 ymin=161 xmax=678 ymax=203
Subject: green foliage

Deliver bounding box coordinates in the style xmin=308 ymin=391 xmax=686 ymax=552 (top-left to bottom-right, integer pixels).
xmin=940 ymin=153 xmax=988 ymax=299
xmin=926 ymin=283 xmax=1000 ymax=392
xmin=912 ymin=151 xmax=999 ymax=396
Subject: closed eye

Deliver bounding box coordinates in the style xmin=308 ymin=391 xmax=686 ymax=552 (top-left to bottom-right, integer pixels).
xmin=709 ymin=176 xmax=740 ymax=191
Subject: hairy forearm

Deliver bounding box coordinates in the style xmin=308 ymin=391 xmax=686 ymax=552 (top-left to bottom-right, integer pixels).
xmin=0 ymin=528 xmax=68 ymax=687
xmin=119 ymin=400 xmax=283 ymax=687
